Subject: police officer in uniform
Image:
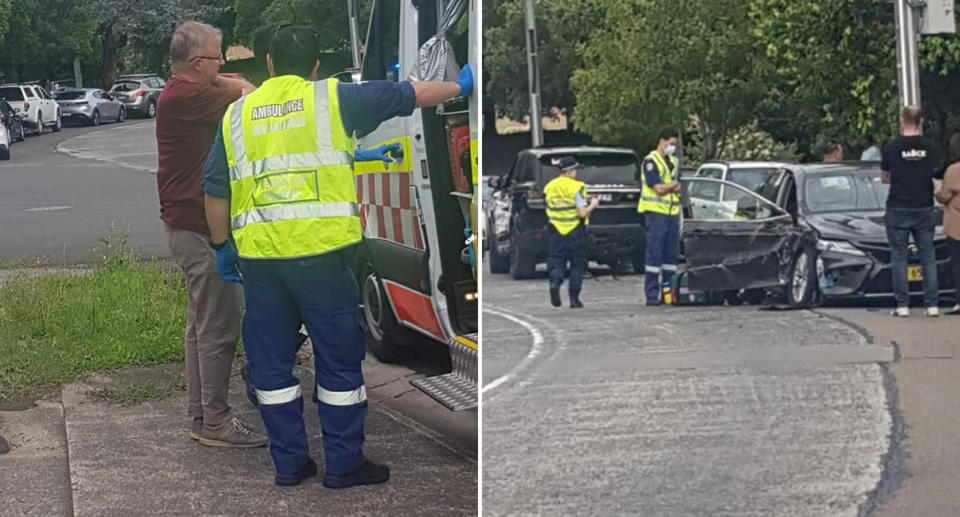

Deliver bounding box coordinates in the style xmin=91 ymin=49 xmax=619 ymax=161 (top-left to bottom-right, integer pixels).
xmin=202 ymin=26 xmax=473 ymax=488
xmin=544 ymin=156 xmax=599 ymax=308
xmin=638 ymin=129 xmax=681 ymax=306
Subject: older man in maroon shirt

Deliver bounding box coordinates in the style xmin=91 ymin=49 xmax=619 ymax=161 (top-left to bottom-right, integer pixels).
xmin=156 ymin=20 xmax=265 ymax=447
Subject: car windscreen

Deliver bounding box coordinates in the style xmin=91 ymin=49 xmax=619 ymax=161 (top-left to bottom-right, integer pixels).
xmin=804 ymin=171 xmax=889 ymax=213
xmin=0 ymin=87 xmax=24 ymax=101
xmin=110 ymin=81 xmax=140 ymax=92
xmin=55 ymin=91 xmax=87 ymax=100
xmin=538 ymin=154 xmax=639 ymax=185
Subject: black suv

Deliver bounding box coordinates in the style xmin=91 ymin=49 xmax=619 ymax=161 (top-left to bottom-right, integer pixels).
xmin=486 ymin=146 xmax=646 ymax=279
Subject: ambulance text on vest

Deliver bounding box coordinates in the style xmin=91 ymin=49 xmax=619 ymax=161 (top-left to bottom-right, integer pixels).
xmin=250 ymin=98 xmax=307 ymax=137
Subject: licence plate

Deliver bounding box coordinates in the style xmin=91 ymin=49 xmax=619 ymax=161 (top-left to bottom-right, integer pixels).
xmin=62 ymin=113 xmax=71 ymax=117
xmin=595 ymin=193 xmax=613 ymax=202
xmin=908 ymin=265 xmax=923 ymax=282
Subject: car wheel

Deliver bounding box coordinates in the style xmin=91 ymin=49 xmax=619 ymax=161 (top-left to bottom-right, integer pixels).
xmin=360 ymin=263 xmax=416 ymax=363
xmin=786 ymin=248 xmax=817 ymax=308
xmin=117 ymin=107 xmax=125 ymax=123
xmin=16 ymin=124 xmax=24 ymax=142
xmin=52 ymin=111 xmax=61 ymax=132
xmin=0 ymin=147 xmax=9 ymax=160
xmin=33 ymin=114 xmax=42 ymax=135
xmin=509 ymin=230 xmax=536 ymax=280
xmin=488 ymin=222 xmax=510 ymax=274
xmin=147 ymin=100 xmax=156 ymax=118
xmin=90 ymin=110 xmax=101 ymax=126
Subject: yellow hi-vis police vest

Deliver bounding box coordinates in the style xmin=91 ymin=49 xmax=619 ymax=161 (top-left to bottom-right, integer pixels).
xmin=222 ymin=76 xmax=360 ymax=259
xmin=544 ymin=175 xmax=588 ymax=236
xmin=638 ymin=151 xmax=679 ymax=216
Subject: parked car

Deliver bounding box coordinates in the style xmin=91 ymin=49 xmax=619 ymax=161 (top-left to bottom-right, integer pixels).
xmin=486 ymin=146 xmax=645 ymax=279
xmin=56 ymin=88 xmax=126 ymax=126
xmin=0 ymin=116 xmax=9 ymax=159
xmin=109 ymin=75 xmax=164 ymax=118
xmin=0 ymin=83 xmax=61 ymax=135
xmin=0 ymin=99 xmax=25 ymax=143
xmin=681 ymin=162 xmax=954 ymax=306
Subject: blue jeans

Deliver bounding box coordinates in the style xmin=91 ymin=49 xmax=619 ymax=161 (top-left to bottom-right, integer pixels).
xmin=547 ymin=224 xmax=587 ymax=301
xmin=239 ymin=248 xmax=368 ymax=476
xmin=885 ymin=207 xmax=939 ymax=308
xmin=644 ymin=213 xmax=680 ymax=302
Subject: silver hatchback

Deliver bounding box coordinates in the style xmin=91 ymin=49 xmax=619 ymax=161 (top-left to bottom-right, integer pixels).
xmin=55 ymin=88 xmax=126 ymax=126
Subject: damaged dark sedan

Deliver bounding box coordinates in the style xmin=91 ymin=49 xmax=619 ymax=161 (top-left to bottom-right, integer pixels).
xmin=680 ymin=163 xmax=954 ymax=307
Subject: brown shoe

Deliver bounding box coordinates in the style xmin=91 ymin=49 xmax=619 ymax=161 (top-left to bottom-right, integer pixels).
xmin=198 ymin=418 xmax=267 ymax=448
xmin=189 ymin=417 xmax=203 ymax=441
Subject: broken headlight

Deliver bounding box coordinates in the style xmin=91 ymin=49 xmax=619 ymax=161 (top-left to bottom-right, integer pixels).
xmin=816 ymin=239 xmax=866 ymax=257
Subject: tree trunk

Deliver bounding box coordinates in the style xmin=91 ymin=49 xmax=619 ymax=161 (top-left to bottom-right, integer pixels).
xmin=98 ymin=24 xmax=127 ymax=90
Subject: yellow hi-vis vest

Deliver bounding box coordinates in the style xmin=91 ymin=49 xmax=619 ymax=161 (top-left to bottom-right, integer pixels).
xmin=544 ymin=175 xmax=588 ymax=236
xmin=638 ymin=151 xmax=679 ymax=216
xmin=222 ymin=76 xmax=360 ymax=259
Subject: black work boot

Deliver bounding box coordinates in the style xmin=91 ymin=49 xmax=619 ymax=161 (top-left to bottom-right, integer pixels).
xmin=275 ymin=456 xmax=318 ymax=487
xmin=549 ymin=284 xmax=562 ymax=307
xmin=323 ymin=459 xmax=391 ymax=489
xmin=570 ymin=292 xmax=583 ymax=308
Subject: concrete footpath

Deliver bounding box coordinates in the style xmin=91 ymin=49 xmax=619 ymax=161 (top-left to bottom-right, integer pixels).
xmin=819 ymin=307 xmax=960 ymax=516
xmin=0 ymin=351 xmax=477 ymax=516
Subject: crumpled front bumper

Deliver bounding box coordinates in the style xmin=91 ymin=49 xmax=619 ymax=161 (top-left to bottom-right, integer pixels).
xmin=818 ymin=246 xmax=955 ymax=299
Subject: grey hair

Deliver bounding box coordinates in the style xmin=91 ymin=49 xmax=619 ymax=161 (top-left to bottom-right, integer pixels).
xmin=169 ymin=21 xmax=222 ymax=69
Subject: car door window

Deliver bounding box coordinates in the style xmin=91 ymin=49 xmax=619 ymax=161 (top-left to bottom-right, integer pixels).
xmin=684 ymin=178 xmax=785 ymax=221
xmin=24 ymin=87 xmax=37 ymax=99
xmin=514 ymin=155 xmax=534 ymax=184
xmin=92 ymin=91 xmax=102 ymax=99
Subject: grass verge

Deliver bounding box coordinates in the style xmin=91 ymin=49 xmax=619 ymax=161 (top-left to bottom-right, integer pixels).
xmin=0 ymin=248 xmax=187 ymax=402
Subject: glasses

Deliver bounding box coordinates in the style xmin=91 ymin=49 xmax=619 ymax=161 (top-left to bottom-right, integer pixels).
xmin=191 ymin=55 xmax=224 ymax=63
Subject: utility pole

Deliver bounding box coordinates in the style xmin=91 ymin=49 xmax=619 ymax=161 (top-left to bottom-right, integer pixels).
xmin=73 ymin=58 xmax=83 ymax=89
xmin=895 ymin=0 xmax=922 ymax=110
xmin=524 ymin=0 xmax=543 ymax=147
xmin=346 ymin=0 xmax=362 ymax=69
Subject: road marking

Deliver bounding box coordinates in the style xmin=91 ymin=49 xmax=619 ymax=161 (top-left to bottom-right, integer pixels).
xmin=25 ymin=205 xmax=73 ymax=212
xmin=481 ymin=307 xmax=545 ymax=395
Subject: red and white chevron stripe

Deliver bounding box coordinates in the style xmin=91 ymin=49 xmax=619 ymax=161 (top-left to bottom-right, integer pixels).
xmin=355 ymin=172 xmax=425 ymax=250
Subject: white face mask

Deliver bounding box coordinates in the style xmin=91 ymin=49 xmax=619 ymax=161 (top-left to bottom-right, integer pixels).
xmin=664 ymin=144 xmax=677 ymax=156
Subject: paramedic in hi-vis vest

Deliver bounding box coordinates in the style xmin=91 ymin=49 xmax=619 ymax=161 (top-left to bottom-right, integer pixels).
xmin=544 ymin=156 xmax=599 ymax=308
xmin=201 ymin=25 xmax=473 ymax=488
xmin=638 ymin=129 xmax=681 ymax=306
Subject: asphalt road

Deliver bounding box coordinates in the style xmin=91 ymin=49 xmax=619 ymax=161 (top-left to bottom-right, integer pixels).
xmin=482 ymin=262 xmax=898 ymax=516
xmin=0 ymin=118 xmax=166 ymax=264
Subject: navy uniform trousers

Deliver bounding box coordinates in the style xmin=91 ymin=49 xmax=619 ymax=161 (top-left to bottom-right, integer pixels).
xmin=547 ymin=224 xmax=588 ymax=300
xmin=644 ymin=213 xmax=680 ymax=302
xmin=239 ymin=247 xmax=368 ymax=477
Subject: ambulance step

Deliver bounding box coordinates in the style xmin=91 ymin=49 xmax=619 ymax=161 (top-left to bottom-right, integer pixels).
xmin=411 ymin=374 xmax=477 ymax=411
xmin=410 ymin=334 xmax=477 ymax=411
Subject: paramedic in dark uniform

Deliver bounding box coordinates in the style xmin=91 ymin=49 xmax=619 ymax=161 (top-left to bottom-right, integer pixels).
xmin=202 ymin=25 xmax=473 ymax=488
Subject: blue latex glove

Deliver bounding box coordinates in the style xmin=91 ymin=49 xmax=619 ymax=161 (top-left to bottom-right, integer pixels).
xmin=354 ymin=143 xmax=402 ymax=165
xmin=215 ymin=240 xmax=243 ymax=284
xmin=457 ymin=64 xmax=474 ymax=97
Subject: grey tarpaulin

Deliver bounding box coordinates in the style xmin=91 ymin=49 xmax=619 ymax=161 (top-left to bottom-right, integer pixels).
xmin=408 ymin=0 xmax=466 ymax=82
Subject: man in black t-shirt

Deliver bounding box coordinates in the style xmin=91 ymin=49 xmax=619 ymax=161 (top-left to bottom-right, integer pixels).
xmin=881 ymin=106 xmax=943 ymax=317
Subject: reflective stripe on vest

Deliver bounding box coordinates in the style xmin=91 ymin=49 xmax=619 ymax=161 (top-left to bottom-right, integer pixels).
xmin=638 ymin=151 xmax=679 ymax=216
xmin=544 ymin=175 xmax=587 ymax=236
xmin=223 ymin=77 xmax=361 ymax=259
